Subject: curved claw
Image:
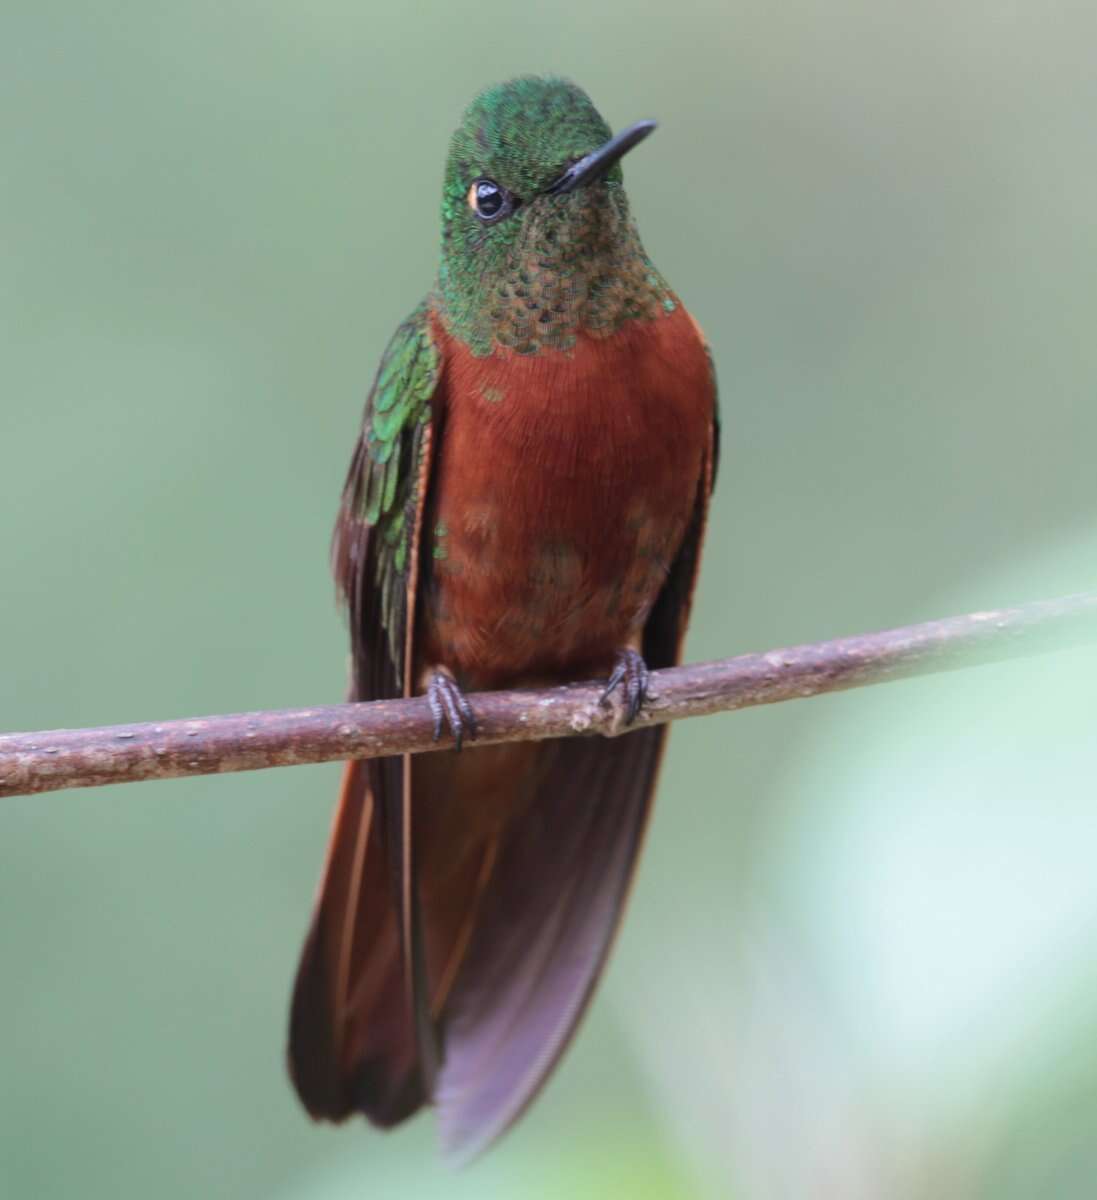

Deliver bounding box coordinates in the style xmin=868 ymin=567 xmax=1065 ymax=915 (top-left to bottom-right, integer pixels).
xmin=426 ymin=670 xmax=478 ymax=751
xmin=600 ymin=648 xmax=651 ymax=726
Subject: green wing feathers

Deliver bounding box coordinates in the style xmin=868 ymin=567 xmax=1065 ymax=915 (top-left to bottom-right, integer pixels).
xmin=333 ymin=303 xmax=440 ymax=694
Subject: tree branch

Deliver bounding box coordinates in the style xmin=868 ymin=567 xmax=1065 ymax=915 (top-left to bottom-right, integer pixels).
xmin=2 ymin=592 xmax=1095 ymax=800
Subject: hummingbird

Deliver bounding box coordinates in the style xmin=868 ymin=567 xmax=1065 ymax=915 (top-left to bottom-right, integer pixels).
xmin=289 ymin=76 xmax=719 ymax=1160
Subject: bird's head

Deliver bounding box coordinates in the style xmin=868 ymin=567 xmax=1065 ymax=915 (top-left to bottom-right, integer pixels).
xmin=437 ymin=77 xmax=672 ymax=356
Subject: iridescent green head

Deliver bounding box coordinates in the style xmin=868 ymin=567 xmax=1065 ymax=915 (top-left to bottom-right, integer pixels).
xmin=437 ymin=77 xmax=675 ymax=356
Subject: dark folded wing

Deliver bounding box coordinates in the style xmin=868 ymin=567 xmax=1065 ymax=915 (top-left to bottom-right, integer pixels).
xmin=288 ymin=302 xmax=440 ymax=1123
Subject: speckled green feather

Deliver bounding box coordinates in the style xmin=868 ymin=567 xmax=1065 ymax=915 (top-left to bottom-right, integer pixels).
xmin=437 ymin=77 xmax=675 ymax=357
xmin=335 ymin=303 xmax=437 ymax=675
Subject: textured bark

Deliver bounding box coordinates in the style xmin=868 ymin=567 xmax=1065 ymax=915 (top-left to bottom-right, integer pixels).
xmin=2 ymin=592 xmax=1095 ymax=800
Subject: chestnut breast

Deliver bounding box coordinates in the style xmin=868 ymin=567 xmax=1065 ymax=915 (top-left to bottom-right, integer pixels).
xmin=418 ymin=304 xmax=713 ymax=688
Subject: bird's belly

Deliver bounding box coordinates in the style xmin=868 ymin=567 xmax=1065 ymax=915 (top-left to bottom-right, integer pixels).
xmin=422 ymin=470 xmax=688 ymax=686
xmin=417 ymin=309 xmax=713 ymax=688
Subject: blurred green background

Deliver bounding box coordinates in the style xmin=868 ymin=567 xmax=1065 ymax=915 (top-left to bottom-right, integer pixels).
xmin=3 ymin=2 xmax=1097 ymax=1197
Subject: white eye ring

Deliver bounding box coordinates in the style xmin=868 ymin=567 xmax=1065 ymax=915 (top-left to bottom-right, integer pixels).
xmin=467 ymin=178 xmax=514 ymax=223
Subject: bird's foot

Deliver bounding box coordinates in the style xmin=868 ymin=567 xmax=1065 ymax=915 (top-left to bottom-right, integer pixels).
xmin=426 ymin=669 xmax=477 ymax=751
xmin=600 ymin=648 xmax=651 ymax=727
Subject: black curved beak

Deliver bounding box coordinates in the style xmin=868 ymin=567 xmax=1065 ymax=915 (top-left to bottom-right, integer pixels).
xmin=545 ymin=119 xmax=657 ymax=195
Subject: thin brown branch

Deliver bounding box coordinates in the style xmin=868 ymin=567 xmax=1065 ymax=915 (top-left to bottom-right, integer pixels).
xmin=2 ymin=592 xmax=1096 ymax=800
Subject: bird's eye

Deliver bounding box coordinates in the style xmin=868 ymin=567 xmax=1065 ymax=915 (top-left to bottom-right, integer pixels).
xmin=467 ymin=178 xmax=516 ymax=223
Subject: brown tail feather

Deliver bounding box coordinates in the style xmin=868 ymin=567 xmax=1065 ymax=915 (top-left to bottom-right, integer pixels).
xmin=290 ymin=728 xmax=666 ymax=1154
xmin=288 ymin=760 xmax=423 ymax=1125
xmin=288 ymin=749 xmax=512 ymax=1127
